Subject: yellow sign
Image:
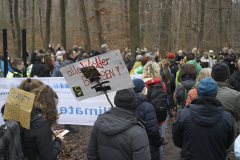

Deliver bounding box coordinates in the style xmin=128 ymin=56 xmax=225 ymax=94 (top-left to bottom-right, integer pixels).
xmin=3 ymin=86 xmax=35 ymax=130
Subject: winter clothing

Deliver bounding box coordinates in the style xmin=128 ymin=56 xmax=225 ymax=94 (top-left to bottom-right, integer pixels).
xmin=197 ymin=77 xmax=217 ymax=97
xmin=219 ymin=60 xmax=229 ymax=65
xmin=185 ymin=88 xmax=198 ymax=107
xmin=52 ymin=60 xmax=62 ymax=77
xmin=22 ymin=109 xmax=61 ymax=160
xmin=143 ymin=78 xmax=167 ymax=93
xmin=209 ymin=55 xmax=217 ymax=63
xmin=135 ymin=94 xmax=162 ymax=160
xmin=59 ymin=58 xmax=75 ymax=77
xmin=30 ymin=61 xmax=47 ymax=77
xmin=200 ymin=56 xmax=212 ymax=68
xmin=228 ymin=70 xmax=240 ymax=92
xmin=44 ymin=54 xmax=53 ymax=71
xmin=172 ymin=96 xmax=234 ymax=160
xmin=226 ymin=53 xmax=236 ymax=64
xmin=212 ymin=62 xmax=230 ymax=81
xmin=175 ymin=77 xmax=196 ymax=110
xmin=169 ymin=60 xmax=179 ymax=77
xmin=31 ymin=52 xmax=37 ymax=65
xmin=174 ymin=54 xmax=185 ymax=62
xmin=216 ymin=82 xmax=240 ymax=152
xmin=0 ymin=60 xmax=12 ymax=77
xmin=133 ymin=79 xmax=145 ymax=93
xmin=160 ymin=69 xmax=175 ymax=109
xmin=166 ymin=53 xmax=175 ymax=59
xmin=6 ymin=68 xmax=23 ymax=78
xmin=234 ymin=135 xmax=240 ymax=159
xmin=130 ymin=62 xmax=142 ymax=75
xmin=114 ymin=88 xmax=137 ymax=110
xmin=186 ymin=60 xmax=202 ymax=76
xmin=133 ymin=65 xmax=144 ymax=75
xmin=87 ymin=107 xmax=151 ymax=160
xmin=123 ymin=57 xmax=133 ymax=72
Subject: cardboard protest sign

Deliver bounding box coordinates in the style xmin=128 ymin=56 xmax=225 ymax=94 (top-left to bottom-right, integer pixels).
xmin=59 ymin=50 xmax=134 ymax=101
xmin=3 ymin=86 xmax=35 ymax=130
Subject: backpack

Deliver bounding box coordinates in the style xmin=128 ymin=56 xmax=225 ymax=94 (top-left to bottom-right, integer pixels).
xmin=0 ymin=114 xmax=42 ymax=160
xmin=147 ymin=81 xmax=168 ymax=122
xmin=179 ymin=83 xmax=194 ymax=106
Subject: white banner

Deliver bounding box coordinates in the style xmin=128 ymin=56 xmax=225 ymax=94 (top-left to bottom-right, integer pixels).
xmin=0 ymin=74 xmax=142 ymax=126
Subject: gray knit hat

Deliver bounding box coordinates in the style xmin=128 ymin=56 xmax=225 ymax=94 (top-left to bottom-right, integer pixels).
xmin=114 ymin=88 xmax=137 ymax=109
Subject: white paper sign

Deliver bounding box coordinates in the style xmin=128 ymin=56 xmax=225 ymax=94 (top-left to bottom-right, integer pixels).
xmin=59 ymin=50 xmax=134 ymax=101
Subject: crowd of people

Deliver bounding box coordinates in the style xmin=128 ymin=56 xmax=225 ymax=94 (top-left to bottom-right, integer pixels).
xmin=1 ymin=45 xmax=240 ymax=160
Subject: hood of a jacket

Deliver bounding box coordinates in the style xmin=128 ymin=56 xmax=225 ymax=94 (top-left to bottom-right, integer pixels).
xmin=136 ymin=93 xmax=147 ymax=106
xmin=143 ymin=78 xmax=161 ymax=85
xmin=169 ymin=60 xmax=178 ymax=66
xmin=180 ymin=78 xmax=196 ymax=90
xmin=96 ymin=107 xmax=145 ymax=136
xmin=232 ymin=71 xmax=240 ymax=81
xmin=188 ymin=97 xmax=223 ymax=126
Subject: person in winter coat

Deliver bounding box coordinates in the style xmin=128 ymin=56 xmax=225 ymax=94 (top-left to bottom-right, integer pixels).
xmin=172 ymin=77 xmax=234 ymax=160
xmin=123 ymin=52 xmax=133 ymax=72
xmin=52 ymin=51 xmax=62 ymax=67
xmin=212 ymin=62 xmax=240 ymax=159
xmin=226 ymin=49 xmax=236 ymax=64
xmin=174 ymin=50 xmax=185 ymax=63
xmin=30 ymin=54 xmax=48 ymax=77
xmin=166 ymin=53 xmax=178 ymax=77
xmin=22 ymin=85 xmax=64 ymax=160
xmin=52 ymin=56 xmax=63 ymax=77
xmin=44 ymin=51 xmax=53 ymax=77
xmin=130 ymin=55 xmax=143 ymax=74
xmin=6 ymin=58 xmax=24 ymax=78
xmin=133 ymin=79 xmax=162 ymax=160
xmin=142 ymin=61 xmax=167 ymax=160
xmin=133 ymin=55 xmax=153 ymax=75
xmin=0 ymin=56 xmax=12 ymax=77
xmin=59 ymin=50 xmax=77 ymax=77
xmin=209 ymin=50 xmax=217 ymax=63
xmin=228 ymin=59 xmax=240 ymax=91
xmin=30 ymin=49 xmax=37 ymax=65
xmin=87 ymin=88 xmax=151 ymax=160
xmin=200 ymin=52 xmax=212 ymax=68
xmin=175 ymin=64 xmax=197 ymax=113
xmin=185 ymin=68 xmax=212 ymax=106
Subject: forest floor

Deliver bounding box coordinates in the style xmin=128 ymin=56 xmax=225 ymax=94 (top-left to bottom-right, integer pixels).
xmin=54 ymin=117 xmax=237 ymax=160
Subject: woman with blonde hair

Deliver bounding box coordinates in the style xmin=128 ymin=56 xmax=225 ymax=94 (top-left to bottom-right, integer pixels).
xmin=185 ymin=68 xmax=212 ymax=107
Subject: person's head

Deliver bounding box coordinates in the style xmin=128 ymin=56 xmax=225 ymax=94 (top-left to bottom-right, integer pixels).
xmin=12 ymin=58 xmax=24 ymax=71
xmin=18 ymin=78 xmax=44 ymax=92
xmin=93 ymin=50 xmax=101 ymax=57
xmin=36 ymin=53 xmax=44 ymax=62
xmin=204 ymin=52 xmax=209 ymax=58
xmin=125 ymin=52 xmax=131 ymax=60
xmin=138 ymin=50 xmax=146 ymax=56
xmin=132 ymin=78 xmax=146 ymax=95
xmin=141 ymin=56 xmax=153 ymax=66
xmin=192 ymin=48 xmax=198 ymax=54
xmin=166 ymin=53 xmax=176 ymax=60
xmin=209 ymin=50 xmax=214 ymax=56
xmin=178 ymin=50 xmax=183 ymax=56
xmin=211 ymin=62 xmax=230 ymax=82
xmin=228 ymin=49 xmax=234 ymax=55
xmin=31 ymin=85 xmax=58 ymax=126
xmin=159 ymin=59 xmax=170 ymax=83
xmin=197 ymin=77 xmax=218 ymax=97
xmin=142 ymin=61 xmax=161 ymax=79
xmin=218 ymin=55 xmax=224 ymax=61
xmin=187 ymin=53 xmax=196 ymax=61
xmin=79 ymin=47 xmax=85 ymax=54
xmin=45 ymin=50 xmax=51 ymax=57
xmin=195 ymin=68 xmax=212 ymax=88
xmin=56 ymin=51 xmax=62 ymax=57
xmin=114 ymin=88 xmax=137 ymax=110
xmin=82 ymin=53 xmax=89 ymax=59
xmin=66 ymin=49 xmax=76 ymax=59
xmin=136 ymin=55 xmax=143 ymax=62
xmin=179 ymin=64 xmax=197 ymax=81
xmin=223 ymin=47 xmax=228 ymax=53
xmin=56 ymin=56 xmax=63 ymax=63
xmin=101 ymin=44 xmax=108 ymax=52
xmin=73 ymin=46 xmax=80 ymax=55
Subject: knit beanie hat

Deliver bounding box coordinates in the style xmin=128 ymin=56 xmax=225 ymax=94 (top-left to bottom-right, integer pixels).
xmin=197 ymin=77 xmax=217 ymax=97
xmin=167 ymin=53 xmax=176 ymax=59
xmin=133 ymin=79 xmax=145 ymax=93
xmin=114 ymin=88 xmax=137 ymax=109
xmin=211 ymin=62 xmax=230 ymax=81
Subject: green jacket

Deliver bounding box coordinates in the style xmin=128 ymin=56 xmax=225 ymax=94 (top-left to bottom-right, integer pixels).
xmin=133 ymin=65 xmax=144 ymax=75
xmin=130 ymin=62 xmax=142 ymax=75
xmin=186 ymin=60 xmax=202 ymax=76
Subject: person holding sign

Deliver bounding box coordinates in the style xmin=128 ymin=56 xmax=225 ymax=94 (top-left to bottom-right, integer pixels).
xmin=21 ymin=85 xmax=64 ymax=160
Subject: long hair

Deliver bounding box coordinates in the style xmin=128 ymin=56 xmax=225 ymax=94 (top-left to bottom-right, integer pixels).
xmin=195 ymin=68 xmax=212 ymax=88
xmin=31 ymin=85 xmax=58 ymax=126
xmin=18 ymin=79 xmax=44 ymax=92
xmin=142 ymin=61 xmax=161 ymax=79
xmin=179 ymin=64 xmax=197 ymax=81
xmin=159 ymin=59 xmax=170 ymax=84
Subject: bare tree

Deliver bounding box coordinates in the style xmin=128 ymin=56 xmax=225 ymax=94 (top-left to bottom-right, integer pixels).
xmin=37 ymin=0 xmax=44 ymax=48
xmin=60 ymin=0 xmax=66 ymax=50
xmin=197 ymin=0 xmax=205 ymax=54
xmin=23 ymin=0 xmax=26 ymax=29
xmin=8 ymin=0 xmax=15 ymax=40
xmin=31 ymin=0 xmax=35 ymax=52
xmin=45 ymin=0 xmax=51 ymax=51
xmin=14 ymin=0 xmax=21 ymax=57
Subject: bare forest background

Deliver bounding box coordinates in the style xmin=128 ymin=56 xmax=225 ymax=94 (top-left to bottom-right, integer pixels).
xmin=0 ymin=0 xmax=239 ymax=59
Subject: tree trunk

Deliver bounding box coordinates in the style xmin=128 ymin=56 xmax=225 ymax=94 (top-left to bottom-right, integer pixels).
xmin=176 ymin=0 xmax=181 ymax=52
xmin=38 ymin=0 xmax=44 ymax=48
xmin=8 ymin=0 xmax=15 ymax=40
xmin=79 ymin=0 xmax=91 ymax=52
xmin=219 ymin=0 xmax=222 ymax=51
xmin=197 ymin=0 xmax=205 ymax=55
xmin=23 ymin=0 xmax=26 ymax=29
xmin=168 ymin=0 xmax=172 ymax=52
xmin=93 ymin=0 xmax=104 ymax=50
xmin=188 ymin=0 xmax=192 ymax=49
xmin=14 ymin=0 xmax=21 ymax=57
xmin=31 ymin=0 xmax=35 ymax=52
xmin=124 ymin=0 xmax=129 ymax=47
xmin=129 ymin=0 xmax=141 ymax=60
xmin=60 ymin=0 xmax=66 ymax=50
xmin=45 ymin=0 xmax=51 ymax=51
xmin=140 ymin=0 xmax=145 ymax=48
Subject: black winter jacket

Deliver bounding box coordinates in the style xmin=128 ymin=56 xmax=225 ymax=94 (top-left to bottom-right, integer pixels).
xmin=226 ymin=53 xmax=236 ymax=63
xmin=228 ymin=70 xmax=240 ymax=92
xmin=22 ymin=109 xmax=61 ymax=160
xmin=30 ymin=61 xmax=47 ymax=77
xmin=59 ymin=58 xmax=75 ymax=77
xmin=87 ymin=107 xmax=151 ymax=160
xmin=31 ymin=52 xmax=37 ymax=65
xmin=135 ymin=94 xmax=161 ymax=160
xmin=169 ymin=60 xmax=178 ymax=76
xmin=123 ymin=57 xmax=133 ymax=72
xmin=172 ymin=97 xmax=234 ymax=160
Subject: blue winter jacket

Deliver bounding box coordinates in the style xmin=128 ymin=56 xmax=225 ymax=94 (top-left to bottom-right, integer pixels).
xmin=52 ymin=61 xmax=62 ymax=77
xmin=0 ymin=60 xmax=12 ymax=77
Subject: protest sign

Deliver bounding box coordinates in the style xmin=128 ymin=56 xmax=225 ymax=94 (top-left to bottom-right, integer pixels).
xmin=59 ymin=50 xmax=134 ymax=101
xmin=3 ymin=86 xmax=35 ymax=130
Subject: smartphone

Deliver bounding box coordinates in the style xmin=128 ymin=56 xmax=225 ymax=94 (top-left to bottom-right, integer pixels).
xmin=60 ymin=130 xmax=70 ymax=137
xmin=58 ymin=111 xmax=62 ymax=116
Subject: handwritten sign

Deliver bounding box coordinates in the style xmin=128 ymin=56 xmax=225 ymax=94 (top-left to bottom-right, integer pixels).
xmin=3 ymin=86 xmax=35 ymax=130
xmin=59 ymin=50 xmax=134 ymax=101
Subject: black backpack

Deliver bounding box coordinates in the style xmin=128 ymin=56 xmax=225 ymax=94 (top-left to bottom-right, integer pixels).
xmin=147 ymin=81 xmax=168 ymax=122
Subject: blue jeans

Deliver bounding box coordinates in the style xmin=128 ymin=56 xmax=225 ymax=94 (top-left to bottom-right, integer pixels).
xmin=158 ymin=124 xmax=163 ymax=160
